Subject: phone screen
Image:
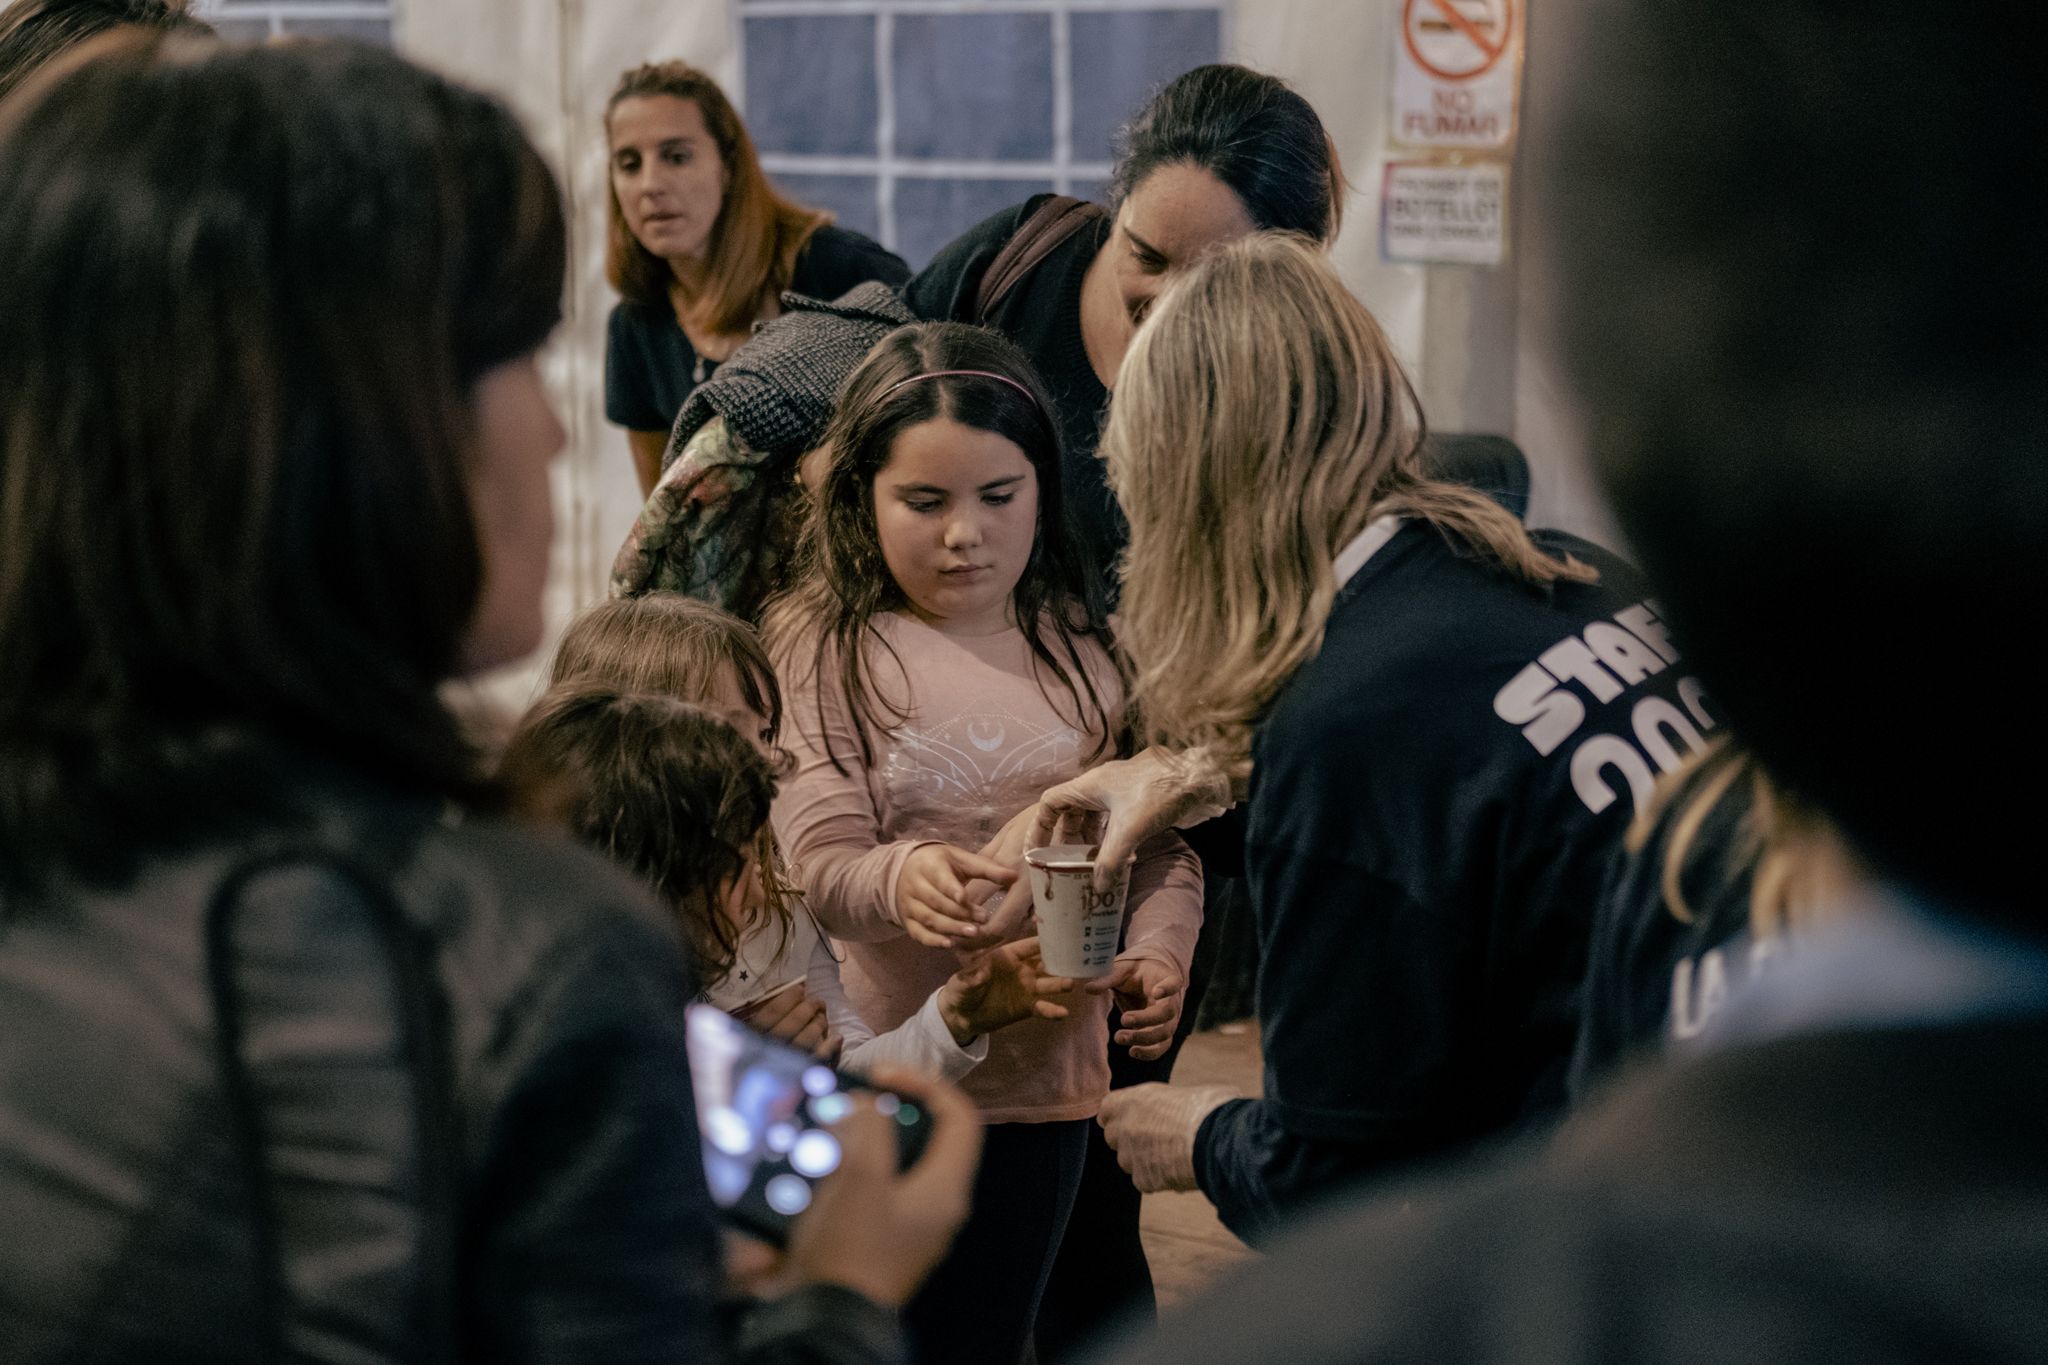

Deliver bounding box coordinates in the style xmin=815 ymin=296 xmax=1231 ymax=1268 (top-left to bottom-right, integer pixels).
xmin=683 ymin=1003 xmax=931 ymax=1244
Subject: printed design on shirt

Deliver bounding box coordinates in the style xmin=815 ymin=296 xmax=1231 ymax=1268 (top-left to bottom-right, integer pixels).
xmin=881 ymin=701 xmax=1086 ymax=848
xmin=1669 ymin=931 xmax=1791 ymax=1042
xmin=1491 ymin=600 xmax=1717 ymax=816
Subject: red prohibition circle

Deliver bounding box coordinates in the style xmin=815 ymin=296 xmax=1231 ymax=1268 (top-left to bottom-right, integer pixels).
xmin=1402 ymin=0 xmax=1515 ymax=83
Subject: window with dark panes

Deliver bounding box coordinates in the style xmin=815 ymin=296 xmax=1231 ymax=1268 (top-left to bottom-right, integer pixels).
xmin=738 ymin=1 xmax=1225 ymax=270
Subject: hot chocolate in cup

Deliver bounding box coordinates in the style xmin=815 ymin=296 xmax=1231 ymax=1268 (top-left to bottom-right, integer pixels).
xmin=1024 ymin=843 xmax=1129 ymax=978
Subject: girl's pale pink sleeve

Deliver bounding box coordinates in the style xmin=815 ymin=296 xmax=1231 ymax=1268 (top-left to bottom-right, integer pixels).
xmin=772 ymin=657 xmax=930 ymax=943
xmin=1118 ymin=829 xmax=1205 ymax=980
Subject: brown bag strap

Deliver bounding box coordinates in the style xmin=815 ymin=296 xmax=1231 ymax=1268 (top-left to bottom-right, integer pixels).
xmin=973 ymin=195 xmax=1109 ymax=323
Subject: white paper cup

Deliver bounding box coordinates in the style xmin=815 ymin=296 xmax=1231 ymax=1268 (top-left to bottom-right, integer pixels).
xmin=1025 ymin=844 xmax=1128 ymax=978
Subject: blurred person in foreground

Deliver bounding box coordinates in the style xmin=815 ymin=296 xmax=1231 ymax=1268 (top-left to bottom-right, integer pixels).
xmin=1087 ymin=2 xmax=2048 ymax=1360
xmin=0 ymin=35 xmax=973 ymax=1364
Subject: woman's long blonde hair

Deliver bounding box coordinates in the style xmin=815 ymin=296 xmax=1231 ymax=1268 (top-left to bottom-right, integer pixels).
xmin=1105 ymin=233 xmax=1594 ymax=780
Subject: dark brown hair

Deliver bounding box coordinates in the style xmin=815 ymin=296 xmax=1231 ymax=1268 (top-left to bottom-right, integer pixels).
xmin=1110 ymin=64 xmax=1345 ymax=243
xmin=764 ymin=322 xmax=1117 ymax=773
xmin=0 ymin=37 xmax=565 ymax=891
xmin=0 ymin=0 xmax=208 ymax=104
xmin=603 ymin=61 xmax=827 ymax=334
xmin=501 ymin=686 xmax=785 ymax=987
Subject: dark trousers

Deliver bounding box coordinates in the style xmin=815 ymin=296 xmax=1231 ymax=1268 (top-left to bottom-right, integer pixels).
xmin=903 ymin=1118 xmax=1089 ymax=1365
xmin=1032 ymin=876 xmax=1245 ymax=1361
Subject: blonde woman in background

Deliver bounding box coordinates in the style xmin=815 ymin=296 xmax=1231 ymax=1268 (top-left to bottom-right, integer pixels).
xmin=1044 ymin=234 xmax=1720 ymax=1243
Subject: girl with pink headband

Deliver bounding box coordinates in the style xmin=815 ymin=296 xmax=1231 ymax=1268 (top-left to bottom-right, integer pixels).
xmin=763 ymin=322 xmax=1203 ymax=1365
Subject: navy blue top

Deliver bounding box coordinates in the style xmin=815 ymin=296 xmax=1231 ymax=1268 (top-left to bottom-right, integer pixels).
xmin=1193 ymin=525 xmax=1710 ymax=1242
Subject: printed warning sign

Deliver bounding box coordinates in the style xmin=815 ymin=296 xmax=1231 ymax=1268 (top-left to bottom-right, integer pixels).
xmin=1381 ymin=160 xmax=1508 ymax=266
xmin=1391 ymin=0 xmax=1523 ymax=151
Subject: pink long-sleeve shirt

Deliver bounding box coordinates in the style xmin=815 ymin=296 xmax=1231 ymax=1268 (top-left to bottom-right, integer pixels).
xmin=774 ymin=611 xmax=1204 ymax=1123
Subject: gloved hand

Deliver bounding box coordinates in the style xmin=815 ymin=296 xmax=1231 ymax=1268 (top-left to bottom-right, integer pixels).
xmin=1032 ymin=747 xmax=1236 ymax=893
xmin=1097 ymin=1082 xmax=1237 ymax=1193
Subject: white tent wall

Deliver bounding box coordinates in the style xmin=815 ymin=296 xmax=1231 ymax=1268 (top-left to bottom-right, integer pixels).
xmin=1512 ymin=0 xmax=1619 ymax=546
xmin=395 ymin=1 xmax=1601 ymax=709
xmin=402 ymin=1 xmax=742 ymax=710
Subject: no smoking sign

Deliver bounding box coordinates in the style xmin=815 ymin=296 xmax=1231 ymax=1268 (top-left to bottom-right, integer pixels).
xmin=1391 ymin=0 xmax=1523 ymax=151
xmin=1404 ymin=0 xmax=1514 ymax=81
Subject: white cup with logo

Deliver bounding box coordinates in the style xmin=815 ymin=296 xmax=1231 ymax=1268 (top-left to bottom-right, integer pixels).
xmin=1025 ymin=843 xmax=1128 ymax=978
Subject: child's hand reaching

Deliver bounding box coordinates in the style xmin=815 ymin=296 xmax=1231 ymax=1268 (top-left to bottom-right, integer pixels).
xmin=963 ymin=805 xmax=1047 ymax=945
xmin=734 ymin=982 xmax=841 ymax=1062
xmin=897 ymin=842 xmax=1019 ymax=949
xmin=935 ymin=936 xmax=1091 ymax=1045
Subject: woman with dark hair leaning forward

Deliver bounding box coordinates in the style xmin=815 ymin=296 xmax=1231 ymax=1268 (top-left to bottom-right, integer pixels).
xmin=0 ymin=36 xmax=972 ymax=1363
xmin=1055 ymin=234 xmax=1712 ymax=1242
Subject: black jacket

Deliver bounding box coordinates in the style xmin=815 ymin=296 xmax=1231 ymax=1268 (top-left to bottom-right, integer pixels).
xmin=0 ymin=760 xmax=902 ymax=1365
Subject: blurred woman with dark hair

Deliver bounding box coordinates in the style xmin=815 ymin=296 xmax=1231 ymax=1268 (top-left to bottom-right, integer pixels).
xmin=0 ymin=35 xmax=973 ymax=1362
xmin=603 ymin=60 xmax=907 ymax=496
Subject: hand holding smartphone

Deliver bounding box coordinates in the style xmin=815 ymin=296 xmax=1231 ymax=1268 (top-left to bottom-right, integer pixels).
xmin=684 ymin=1003 xmax=937 ymax=1247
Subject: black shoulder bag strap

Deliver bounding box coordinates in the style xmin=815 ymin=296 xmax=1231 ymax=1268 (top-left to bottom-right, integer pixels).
xmin=204 ymin=850 xmax=462 ymax=1362
xmin=973 ymin=195 xmax=1109 ymax=323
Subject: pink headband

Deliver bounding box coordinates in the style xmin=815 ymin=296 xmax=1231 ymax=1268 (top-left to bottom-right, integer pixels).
xmin=877 ymin=368 xmax=1043 ymax=413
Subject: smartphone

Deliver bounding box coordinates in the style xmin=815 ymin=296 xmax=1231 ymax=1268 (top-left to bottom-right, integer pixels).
xmin=683 ymin=1002 xmax=934 ymax=1245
